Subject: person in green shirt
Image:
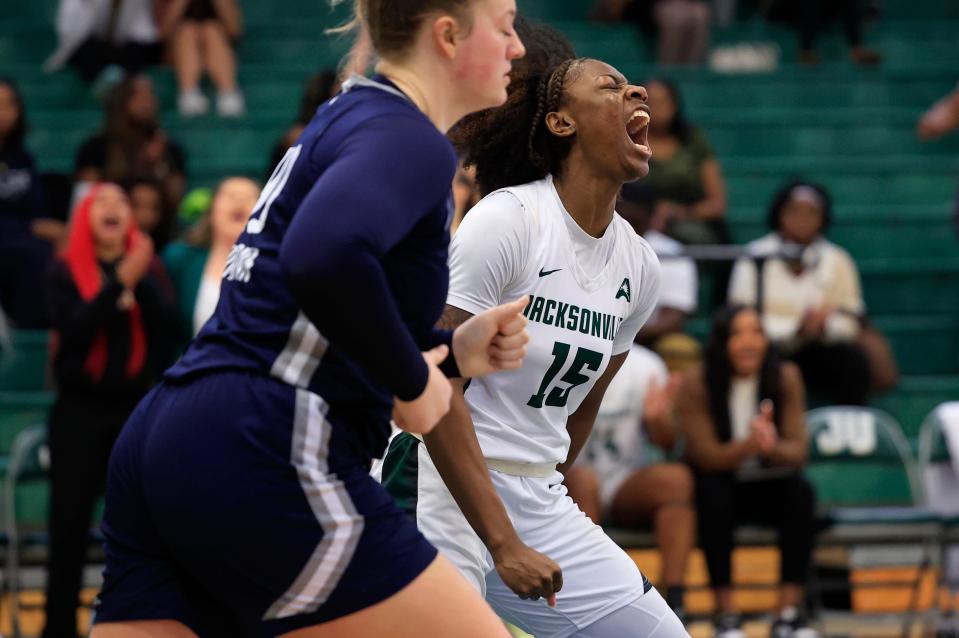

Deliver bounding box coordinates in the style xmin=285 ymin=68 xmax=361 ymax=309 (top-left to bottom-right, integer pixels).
xmin=644 ymin=78 xmax=729 ymax=247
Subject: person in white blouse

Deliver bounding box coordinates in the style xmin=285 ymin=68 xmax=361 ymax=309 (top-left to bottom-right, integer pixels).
xmin=727 ymin=180 xmax=881 ymax=405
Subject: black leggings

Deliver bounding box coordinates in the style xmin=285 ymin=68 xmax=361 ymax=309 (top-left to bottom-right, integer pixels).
xmin=695 ymin=472 xmax=816 ymax=588
xmin=42 ymin=393 xmax=138 ymax=638
xmin=789 ymin=341 xmax=871 ymax=406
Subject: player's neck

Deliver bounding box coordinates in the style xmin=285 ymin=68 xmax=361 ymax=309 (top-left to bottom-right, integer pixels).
xmin=553 ymin=167 xmax=619 ymax=239
xmin=377 ymin=60 xmax=462 ymax=133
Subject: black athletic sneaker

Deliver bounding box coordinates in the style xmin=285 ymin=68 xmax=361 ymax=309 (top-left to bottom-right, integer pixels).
xmin=714 ymin=613 xmax=746 ymax=638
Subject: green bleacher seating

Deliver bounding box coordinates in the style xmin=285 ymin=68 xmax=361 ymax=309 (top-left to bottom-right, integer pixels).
xmin=0 ymin=331 xmax=50 ymax=392
xmin=0 ymin=392 xmax=53 ymax=456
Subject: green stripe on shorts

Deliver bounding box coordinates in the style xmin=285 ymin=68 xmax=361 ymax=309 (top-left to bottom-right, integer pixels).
xmin=381 ymin=432 xmax=421 ymax=519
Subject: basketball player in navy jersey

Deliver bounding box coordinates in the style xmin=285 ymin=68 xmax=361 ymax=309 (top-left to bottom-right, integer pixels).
xmin=91 ymin=1 xmax=527 ymax=637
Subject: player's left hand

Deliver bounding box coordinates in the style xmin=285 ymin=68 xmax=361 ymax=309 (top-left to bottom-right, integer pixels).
xmin=452 ymin=297 xmax=530 ymax=378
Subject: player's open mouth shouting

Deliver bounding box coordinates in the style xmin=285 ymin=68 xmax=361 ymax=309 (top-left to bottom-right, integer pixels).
xmin=626 ymin=104 xmax=651 ymax=158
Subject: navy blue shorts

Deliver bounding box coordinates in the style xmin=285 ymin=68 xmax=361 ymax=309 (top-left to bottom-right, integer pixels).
xmin=94 ymin=371 xmax=437 ymax=636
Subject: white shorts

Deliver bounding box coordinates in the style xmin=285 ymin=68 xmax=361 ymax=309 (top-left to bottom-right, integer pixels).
xmin=380 ymin=435 xmax=655 ymax=638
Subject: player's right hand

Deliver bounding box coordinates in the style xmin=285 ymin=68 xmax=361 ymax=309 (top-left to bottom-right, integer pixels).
xmin=491 ymin=537 xmax=563 ymax=607
xmin=392 ymin=345 xmax=453 ymax=435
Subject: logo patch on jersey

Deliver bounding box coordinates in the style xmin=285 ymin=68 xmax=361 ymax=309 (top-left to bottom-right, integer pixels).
xmin=539 ymin=267 xmax=562 ymax=277
xmin=223 ymin=243 xmax=260 ymax=283
xmin=616 ymin=278 xmax=631 ymax=302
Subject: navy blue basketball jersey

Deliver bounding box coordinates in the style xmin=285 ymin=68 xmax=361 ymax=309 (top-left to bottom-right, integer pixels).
xmin=166 ymin=76 xmax=457 ymax=461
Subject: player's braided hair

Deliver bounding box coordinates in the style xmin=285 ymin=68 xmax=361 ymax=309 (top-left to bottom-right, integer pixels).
xmin=527 ymin=58 xmax=577 ymax=175
xmin=450 ymin=19 xmax=583 ymax=196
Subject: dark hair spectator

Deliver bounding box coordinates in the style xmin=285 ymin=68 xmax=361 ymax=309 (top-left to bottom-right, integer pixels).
xmin=123 ymin=174 xmax=176 ymax=251
xmin=728 ymin=179 xmax=897 ymax=404
xmin=765 ymin=0 xmax=881 ymax=66
xmin=0 ymin=78 xmax=54 ymax=328
xmin=618 ymin=181 xmax=700 ymax=370
xmin=162 ymin=176 xmax=259 ymax=351
xmin=45 ymin=0 xmax=161 ymax=85
xmin=565 ymin=345 xmax=693 ymax=620
xmin=266 ymin=70 xmax=340 ymax=178
xmin=591 ymin=0 xmax=710 ymax=65
xmin=643 ymin=77 xmax=729 ymax=246
xmin=43 ymin=182 xmax=175 ymax=638
xmin=75 ymin=75 xmax=187 ymax=210
xmin=156 ymin=0 xmax=246 ymax=117
xmin=680 ymin=305 xmax=817 ymax=638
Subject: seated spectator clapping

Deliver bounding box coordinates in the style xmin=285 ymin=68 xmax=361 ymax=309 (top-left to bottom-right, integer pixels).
xmin=680 ymin=305 xmax=817 ymax=638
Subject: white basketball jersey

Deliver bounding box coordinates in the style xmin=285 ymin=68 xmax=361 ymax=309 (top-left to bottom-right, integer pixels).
xmin=448 ymin=176 xmax=662 ymax=465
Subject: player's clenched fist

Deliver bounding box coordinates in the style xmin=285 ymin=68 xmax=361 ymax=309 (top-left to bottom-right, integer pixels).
xmin=452 ymin=297 xmax=530 ymax=378
xmin=491 ymin=537 xmax=563 ymax=608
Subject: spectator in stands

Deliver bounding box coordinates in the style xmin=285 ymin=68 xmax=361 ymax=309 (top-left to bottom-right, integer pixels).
xmin=644 ymin=78 xmax=729 ymax=246
xmin=766 ymin=0 xmax=881 ymax=66
xmin=0 ymin=78 xmax=53 ymax=329
xmin=681 ymin=304 xmax=817 ymax=638
xmin=618 ymin=181 xmax=700 ymax=370
xmin=917 ymin=84 xmax=959 ymax=239
xmin=156 ymin=0 xmax=245 ymax=117
xmin=266 ymin=69 xmax=340 ymax=178
xmin=565 ymin=345 xmax=692 ymax=620
xmin=591 ymin=0 xmax=710 ymax=65
xmin=124 ymin=174 xmax=176 ymax=251
xmin=162 ymin=176 xmax=258 ymax=351
xmin=75 ymin=75 xmax=187 ymax=211
xmin=46 ymin=0 xmax=161 ymax=87
xmin=43 ymin=182 xmax=174 ymax=638
xmin=728 ymin=180 xmax=897 ymax=404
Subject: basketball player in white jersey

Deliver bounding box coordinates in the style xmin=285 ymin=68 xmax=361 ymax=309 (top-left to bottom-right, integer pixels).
xmin=380 ymin=25 xmax=689 ymax=638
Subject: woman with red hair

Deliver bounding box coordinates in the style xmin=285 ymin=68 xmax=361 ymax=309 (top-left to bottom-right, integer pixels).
xmin=42 ymin=182 xmax=175 ymax=638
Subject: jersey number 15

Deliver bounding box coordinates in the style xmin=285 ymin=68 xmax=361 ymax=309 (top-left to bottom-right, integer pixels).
xmin=527 ymin=341 xmax=603 ymax=409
